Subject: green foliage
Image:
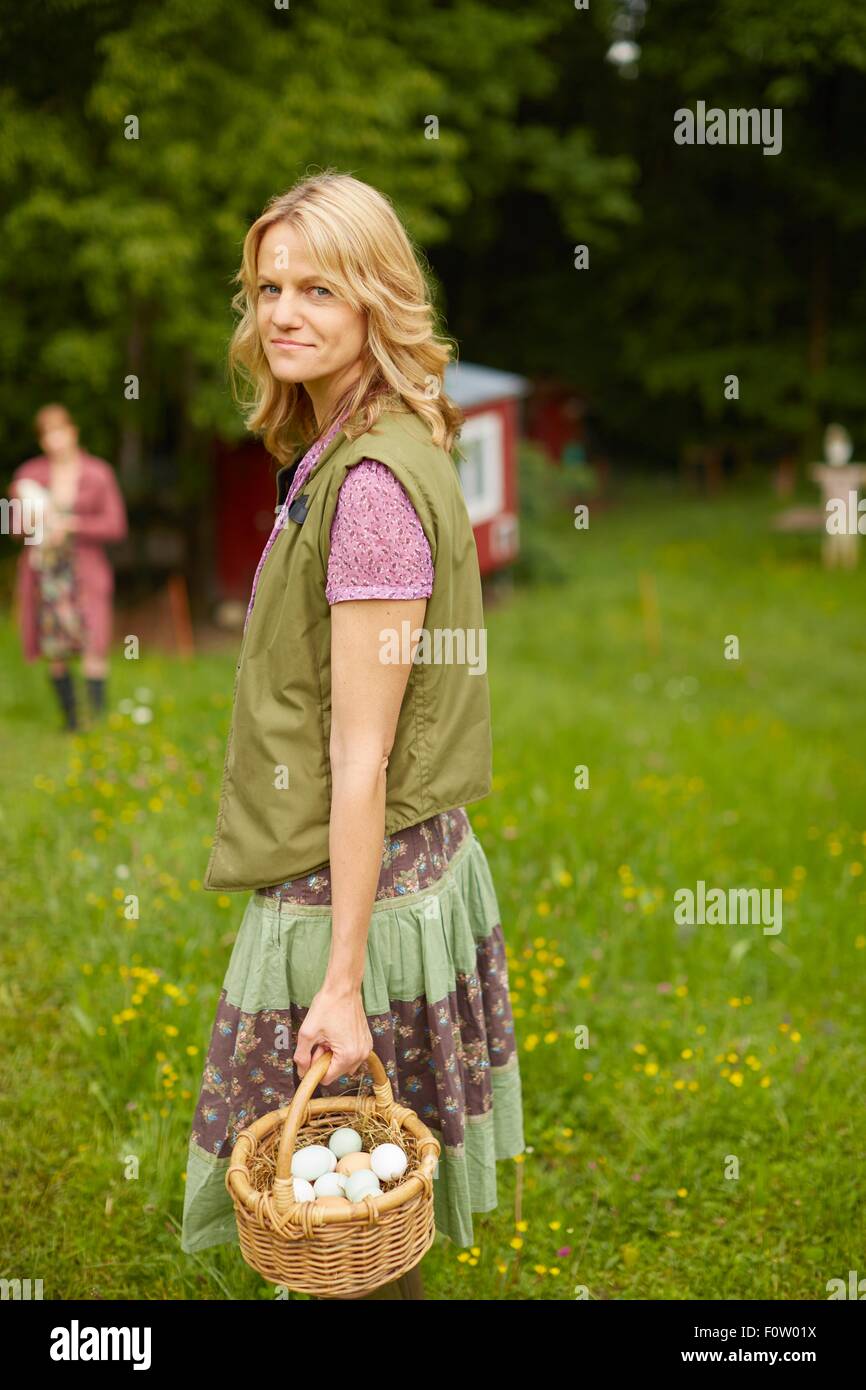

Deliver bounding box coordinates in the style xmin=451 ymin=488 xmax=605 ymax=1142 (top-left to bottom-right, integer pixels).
xmin=510 ymin=440 xmax=576 ymax=586
xmin=0 ymin=0 xmax=635 ymax=483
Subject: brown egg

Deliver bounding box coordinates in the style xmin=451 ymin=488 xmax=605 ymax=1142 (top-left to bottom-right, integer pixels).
xmin=336 ymin=1151 xmax=372 ymax=1176
xmin=316 ymin=1194 xmax=351 ymax=1208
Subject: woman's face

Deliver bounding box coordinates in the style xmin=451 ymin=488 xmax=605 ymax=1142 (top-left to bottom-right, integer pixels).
xmin=37 ymin=411 xmax=79 ymax=458
xmin=255 ymin=221 xmax=367 ymax=419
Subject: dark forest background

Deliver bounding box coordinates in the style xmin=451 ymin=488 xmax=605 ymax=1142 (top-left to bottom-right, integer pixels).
xmin=2 ymin=0 xmax=864 ymax=499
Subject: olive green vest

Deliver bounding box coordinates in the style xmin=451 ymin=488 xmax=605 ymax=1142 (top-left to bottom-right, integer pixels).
xmin=203 ymin=406 xmax=493 ymax=892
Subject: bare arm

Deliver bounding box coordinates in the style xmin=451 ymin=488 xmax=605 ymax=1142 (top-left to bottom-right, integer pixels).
xmin=292 ymin=595 xmax=426 ymax=1084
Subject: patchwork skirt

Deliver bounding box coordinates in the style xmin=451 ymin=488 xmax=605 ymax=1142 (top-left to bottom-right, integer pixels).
xmin=180 ymin=807 xmax=525 ymax=1255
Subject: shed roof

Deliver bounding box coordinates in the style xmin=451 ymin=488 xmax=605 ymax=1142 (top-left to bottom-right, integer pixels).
xmin=444 ymin=361 xmax=532 ymax=408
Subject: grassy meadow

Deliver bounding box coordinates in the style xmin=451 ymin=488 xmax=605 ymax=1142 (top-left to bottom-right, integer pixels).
xmin=1 ymin=480 xmax=864 ymax=1300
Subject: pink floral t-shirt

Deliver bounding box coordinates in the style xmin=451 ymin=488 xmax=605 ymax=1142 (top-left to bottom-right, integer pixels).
xmin=244 ymin=411 xmax=433 ymax=633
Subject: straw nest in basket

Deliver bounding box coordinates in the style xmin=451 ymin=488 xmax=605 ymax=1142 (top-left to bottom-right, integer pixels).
xmin=248 ymin=1105 xmax=424 ymax=1202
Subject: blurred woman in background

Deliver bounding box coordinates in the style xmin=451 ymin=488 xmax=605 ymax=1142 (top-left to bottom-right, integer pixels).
xmin=9 ymin=403 xmax=128 ymax=731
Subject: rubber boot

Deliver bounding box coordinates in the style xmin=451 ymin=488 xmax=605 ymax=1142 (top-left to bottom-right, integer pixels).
xmin=85 ymin=676 xmax=107 ymax=721
xmin=49 ymin=669 xmax=78 ymax=732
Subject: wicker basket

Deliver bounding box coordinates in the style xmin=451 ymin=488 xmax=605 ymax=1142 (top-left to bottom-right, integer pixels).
xmin=225 ymin=1047 xmax=440 ymax=1298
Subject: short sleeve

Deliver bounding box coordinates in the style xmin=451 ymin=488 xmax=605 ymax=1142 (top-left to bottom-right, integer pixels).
xmin=326 ymin=459 xmax=434 ymax=604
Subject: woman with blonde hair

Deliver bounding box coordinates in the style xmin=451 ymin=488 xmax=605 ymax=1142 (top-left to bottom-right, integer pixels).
xmin=181 ymin=171 xmax=524 ymax=1298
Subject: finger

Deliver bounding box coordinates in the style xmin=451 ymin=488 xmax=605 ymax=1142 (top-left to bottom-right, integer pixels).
xmin=321 ymin=1057 xmax=342 ymax=1087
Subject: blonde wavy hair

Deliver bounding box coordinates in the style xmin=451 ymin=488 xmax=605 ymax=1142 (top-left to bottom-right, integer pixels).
xmin=228 ymin=171 xmax=464 ymax=464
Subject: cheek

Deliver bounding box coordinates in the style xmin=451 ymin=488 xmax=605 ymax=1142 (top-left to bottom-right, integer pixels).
xmin=337 ymin=310 xmax=366 ymax=355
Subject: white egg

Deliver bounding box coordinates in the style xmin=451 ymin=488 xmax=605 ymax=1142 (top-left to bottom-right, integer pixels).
xmin=291 ymin=1144 xmax=337 ymax=1182
xmin=313 ymin=1172 xmax=346 ymax=1198
xmin=328 ymin=1126 xmax=364 ymax=1159
xmin=344 ymin=1169 xmax=382 ymax=1203
xmin=293 ymin=1178 xmax=315 ymax=1203
xmin=370 ymin=1143 xmax=408 ymax=1182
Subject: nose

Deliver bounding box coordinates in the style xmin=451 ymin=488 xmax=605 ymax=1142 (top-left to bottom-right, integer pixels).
xmin=269 ymin=288 xmax=307 ymax=332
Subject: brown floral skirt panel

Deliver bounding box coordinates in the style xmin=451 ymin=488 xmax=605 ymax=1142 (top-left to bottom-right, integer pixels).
xmin=181 ymin=807 xmax=526 ymax=1253
xmin=257 ymin=805 xmax=473 ymax=904
xmin=36 ymin=543 xmax=84 ymax=660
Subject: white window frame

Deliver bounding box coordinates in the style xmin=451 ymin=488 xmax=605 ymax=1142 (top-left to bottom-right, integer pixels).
xmin=457 ymin=410 xmax=505 ymax=526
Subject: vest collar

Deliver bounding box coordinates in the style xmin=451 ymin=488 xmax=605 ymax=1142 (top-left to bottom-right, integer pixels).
xmin=274 ymin=417 xmax=358 ymax=508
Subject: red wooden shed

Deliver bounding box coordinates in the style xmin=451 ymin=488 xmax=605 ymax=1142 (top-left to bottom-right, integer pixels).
xmin=444 ymin=360 xmax=529 ymax=576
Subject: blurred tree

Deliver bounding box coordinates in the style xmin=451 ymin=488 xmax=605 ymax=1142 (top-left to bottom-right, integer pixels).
xmin=448 ymin=0 xmax=866 ymax=473
xmin=4 ymin=0 xmax=860 ymax=517
xmin=0 ymin=0 xmax=633 ymax=477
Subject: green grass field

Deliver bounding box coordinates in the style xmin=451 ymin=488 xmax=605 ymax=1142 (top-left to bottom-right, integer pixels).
xmin=2 ymin=482 xmax=864 ymax=1300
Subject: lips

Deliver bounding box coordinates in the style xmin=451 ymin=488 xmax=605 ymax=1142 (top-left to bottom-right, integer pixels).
xmin=272 ymin=340 xmax=313 ymax=347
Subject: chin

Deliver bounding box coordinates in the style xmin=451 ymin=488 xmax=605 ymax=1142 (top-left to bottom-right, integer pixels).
xmin=267 ymin=360 xmax=307 ymax=383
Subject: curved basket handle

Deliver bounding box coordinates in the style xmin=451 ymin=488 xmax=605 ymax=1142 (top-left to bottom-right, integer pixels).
xmin=274 ymin=1047 xmax=393 ymax=1182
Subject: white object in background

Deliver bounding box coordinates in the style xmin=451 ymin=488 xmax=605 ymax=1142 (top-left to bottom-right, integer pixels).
xmin=12 ymin=478 xmax=52 ymax=554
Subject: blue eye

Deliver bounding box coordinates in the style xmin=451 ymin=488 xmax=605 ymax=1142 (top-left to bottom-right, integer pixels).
xmin=309 ymin=286 xmax=332 ymax=298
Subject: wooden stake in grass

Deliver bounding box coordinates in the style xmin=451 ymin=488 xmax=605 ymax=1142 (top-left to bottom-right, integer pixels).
xmin=638 ymin=571 xmax=661 ymax=657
